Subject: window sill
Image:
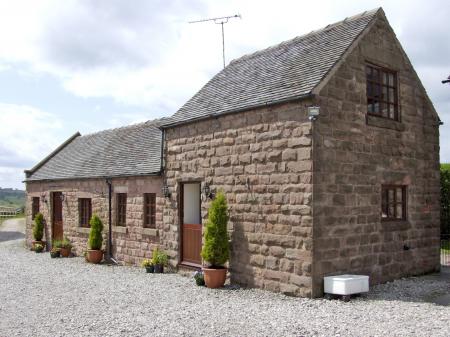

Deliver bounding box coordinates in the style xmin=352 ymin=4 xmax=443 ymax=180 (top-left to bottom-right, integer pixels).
xmin=366 ymin=115 xmax=405 ymax=131
xmin=140 ymin=228 xmax=158 ymax=237
xmin=112 ymin=226 xmax=128 ymax=234
xmin=380 ymin=219 xmax=410 ymax=231
xmin=75 ymin=227 xmax=91 ymax=234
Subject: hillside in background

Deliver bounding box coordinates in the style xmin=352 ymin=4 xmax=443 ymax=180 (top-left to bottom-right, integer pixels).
xmin=0 ymin=188 xmax=25 ymax=209
xmin=442 ymin=163 xmax=450 ymax=171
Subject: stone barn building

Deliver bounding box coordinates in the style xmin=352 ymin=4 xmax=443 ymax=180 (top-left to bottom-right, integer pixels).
xmin=25 ymin=8 xmax=441 ymax=297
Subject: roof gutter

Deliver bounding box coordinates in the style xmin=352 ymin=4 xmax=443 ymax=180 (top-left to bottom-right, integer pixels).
xmin=159 ymin=93 xmax=314 ymax=130
xmin=23 ymin=171 xmax=162 ymax=184
xmin=24 ymin=132 xmax=81 ymax=178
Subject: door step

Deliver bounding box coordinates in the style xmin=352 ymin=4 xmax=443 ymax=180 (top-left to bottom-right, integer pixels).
xmin=178 ymin=264 xmax=201 ymax=277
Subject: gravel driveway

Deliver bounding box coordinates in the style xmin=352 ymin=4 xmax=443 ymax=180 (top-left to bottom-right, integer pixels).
xmin=1 ymin=218 xmax=449 ymax=337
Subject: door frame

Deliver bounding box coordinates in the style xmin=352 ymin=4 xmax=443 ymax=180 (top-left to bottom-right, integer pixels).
xmin=179 ymin=182 xmax=202 ymax=268
xmin=51 ymin=191 xmax=63 ymax=241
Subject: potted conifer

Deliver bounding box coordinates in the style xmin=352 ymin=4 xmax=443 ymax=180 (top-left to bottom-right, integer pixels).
xmin=201 ymin=191 xmax=230 ymax=288
xmin=87 ymin=214 xmax=104 ymax=264
xmin=32 ymin=213 xmax=46 ymax=250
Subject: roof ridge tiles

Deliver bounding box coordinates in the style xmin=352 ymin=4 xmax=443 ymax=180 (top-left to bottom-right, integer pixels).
xmin=80 ymin=117 xmax=165 ymax=139
xmin=229 ymin=8 xmax=380 ymax=65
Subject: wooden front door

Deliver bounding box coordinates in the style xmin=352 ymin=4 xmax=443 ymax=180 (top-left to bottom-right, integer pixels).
xmin=52 ymin=192 xmax=63 ymax=241
xmin=180 ymin=183 xmax=202 ymax=266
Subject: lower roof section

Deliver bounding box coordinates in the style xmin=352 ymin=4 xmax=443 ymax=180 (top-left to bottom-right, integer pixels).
xmin=25 ymin=121 xmax=162 ymax=182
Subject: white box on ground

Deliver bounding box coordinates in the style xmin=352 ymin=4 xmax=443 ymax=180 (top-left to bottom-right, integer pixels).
xmin=324 ymin=274 xmax=369 ymax=295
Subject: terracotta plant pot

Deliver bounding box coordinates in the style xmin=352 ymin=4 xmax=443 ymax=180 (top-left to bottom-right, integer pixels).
xmin=60 ymin=247 xmax=71 ymax=257
xmin=87 ymin=249 xmax=103 ymax=264
xmin=203 ymin=267 xmax=227 ymax=288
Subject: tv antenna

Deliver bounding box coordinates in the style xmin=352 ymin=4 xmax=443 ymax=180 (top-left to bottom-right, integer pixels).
xmin=189 ymin=14 xmax=241 ymax=68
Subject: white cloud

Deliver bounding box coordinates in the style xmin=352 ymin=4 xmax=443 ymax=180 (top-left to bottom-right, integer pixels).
xmin=0 ymin=0 xmax=449 ymax=191
xmin=0 ymin=103 xmax=63 ymax=188
xmin=106 ymin=112 xmax=151 ymax=129
xmin=0 ymin=0 xmax=210 ymax=109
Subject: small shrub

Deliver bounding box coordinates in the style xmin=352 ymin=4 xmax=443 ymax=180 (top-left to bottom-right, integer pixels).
xmin=141 ymin=259 xmax=154 ymax=268
xmin=52 ymin=239 xmax=62 ymax=249
xmin=152 ymin=248 xmax=168 ymax=266
xmin=50 ymin=247 xmax=60 ymax=258
xmin=201 ymin=192 xmax=230 ymax=267
xmin=34 ymin=243 xmax=44 ymax=253
xmin=88 ymin=214 xmax=103 ymax=250
xmin=61 ymin=237 xmax=72 ymax=249
xmin=33 ymin=213 xmax=44 ymax=241
xmin=193 ymin=270 xmax=205 ymax=286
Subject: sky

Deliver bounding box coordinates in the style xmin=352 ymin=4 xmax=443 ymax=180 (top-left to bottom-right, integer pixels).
xmin=0 ymin=0 xmax=449 ymax=189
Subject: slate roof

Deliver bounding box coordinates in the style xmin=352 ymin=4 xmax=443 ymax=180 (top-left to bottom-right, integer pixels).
xmin=163 ymin=8 xmax=379 ymax=127
xmin=26 ymin=9 xmax=380 ymax=181
xmin=25 ymin=121 xmax=162 ymax=181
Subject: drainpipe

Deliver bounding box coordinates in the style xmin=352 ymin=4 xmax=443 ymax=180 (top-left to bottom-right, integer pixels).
xmin=160 ymin=128 xmax=165 ymax=173
xmin=105 ymin=178 xmax=117 ymax=264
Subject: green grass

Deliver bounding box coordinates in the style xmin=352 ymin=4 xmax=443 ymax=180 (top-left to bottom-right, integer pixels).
xmin=442 ymin=240 xmax=450 ymax=254
xmin=0 ymin=188 xmax=25 ymax=209
xmin=441 ymin=163 xmax=450 ymax=171
xmin=0 ymin=196 xmax=24 ymax=209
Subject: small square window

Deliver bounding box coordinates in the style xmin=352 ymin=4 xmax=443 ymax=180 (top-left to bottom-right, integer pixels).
xmin=366 ymin=64 xmax=399 ymax=121
xmin=32 ymin=197 xmax=40 ymax=220
xmin=116 ymin=193 xmax=127 ymax=227
xmin=79 ymin=198 xmax=92 ymax=227
xmin=143 ymin=193 xmax=156 ymax=228
xmin=381 ymin=185 xmax=406 ymax=221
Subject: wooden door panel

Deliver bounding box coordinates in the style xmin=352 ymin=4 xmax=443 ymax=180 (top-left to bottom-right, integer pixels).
xmin=52 ymin=192 xmax=63 ymax=241
xmin=182 ymin=223 xmax=202 ymax=265
xmin=180 ymin=183 xmax=202 ymax=266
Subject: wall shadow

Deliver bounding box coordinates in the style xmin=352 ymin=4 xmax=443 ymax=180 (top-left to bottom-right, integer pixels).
xmin=230 ymin=221 xmax=254 ymax=288
xmin=0 ymin=231 xmax=25 ymax=243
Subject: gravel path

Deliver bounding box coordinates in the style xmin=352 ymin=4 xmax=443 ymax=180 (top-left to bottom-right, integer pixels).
xmin=1 ymin=219 xmax=449 ymax=337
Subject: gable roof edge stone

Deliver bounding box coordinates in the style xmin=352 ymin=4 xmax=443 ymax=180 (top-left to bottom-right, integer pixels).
xmin=311 ymin=7 xmax=382 ymax=96
xmin=24 ymin=132 xmax=81 ymax=178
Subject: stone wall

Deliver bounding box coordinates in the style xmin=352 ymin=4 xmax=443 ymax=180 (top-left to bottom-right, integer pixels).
xmin=25 ymin=176 xmax=163 ymax=265
xmin=311 ymin=14 xmax=441 ymax=296
xmin=164 ymin=101 xmax=315 ymax=297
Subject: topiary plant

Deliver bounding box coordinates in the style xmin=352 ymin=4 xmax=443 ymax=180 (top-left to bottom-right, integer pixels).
xmin=201 ymin=191 xmax=230 ymax=268
xmin=33 ymin=212 xmax=44 ymax=241
xmin=88 ymin=214 xmax=103 ymax=250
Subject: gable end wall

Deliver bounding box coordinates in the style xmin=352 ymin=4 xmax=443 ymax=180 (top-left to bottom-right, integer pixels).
xmin=312 ymin=15 xmax=440 ymax=296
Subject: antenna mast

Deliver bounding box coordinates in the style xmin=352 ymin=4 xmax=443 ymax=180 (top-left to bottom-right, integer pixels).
xmin=189 ymin=14 xmax=241 ymax=68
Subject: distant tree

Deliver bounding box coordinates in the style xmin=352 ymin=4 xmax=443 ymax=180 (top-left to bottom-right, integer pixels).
xmin=441 ymin=165 xmax=450 ymax=236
